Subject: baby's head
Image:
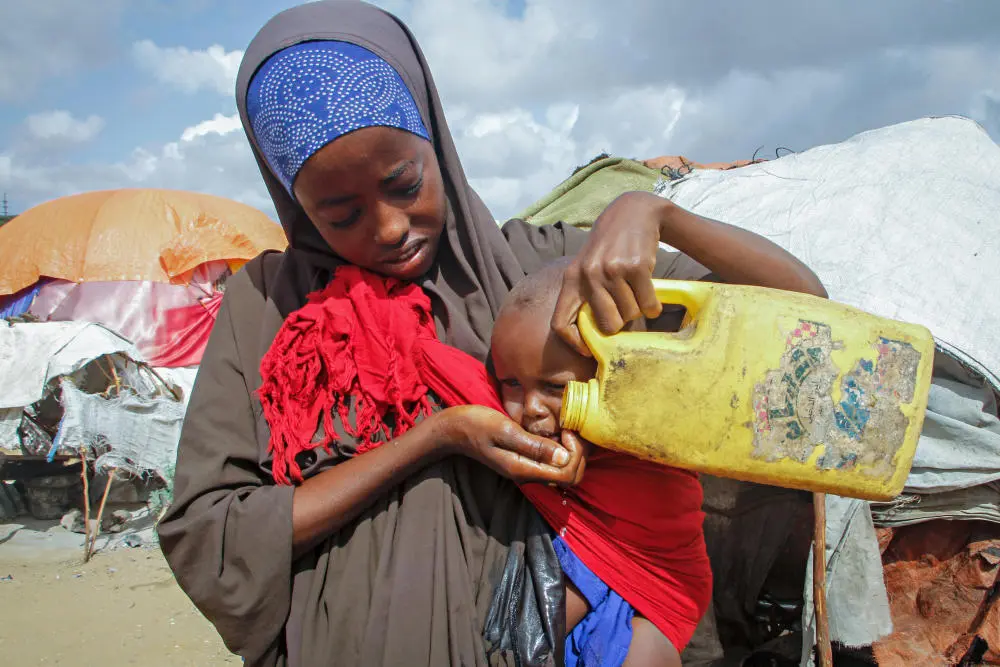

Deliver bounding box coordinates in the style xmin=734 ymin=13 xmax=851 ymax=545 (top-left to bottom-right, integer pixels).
xmin=490 ymin=259 xmax=596 ymax=439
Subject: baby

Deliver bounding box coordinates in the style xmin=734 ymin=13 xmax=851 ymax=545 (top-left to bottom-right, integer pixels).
xmin=490 ymin=258 xmax=712 ymax=667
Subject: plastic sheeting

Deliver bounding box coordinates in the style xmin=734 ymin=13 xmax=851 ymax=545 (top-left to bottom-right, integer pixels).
xmin=0 ymin=282 xmax=43 ymax=319
xmin=0 ymin=321 xmax=140 ymax=409
xmin=872 ymin=484 xmax=1000 ymax=526
xmin=903 ymin=355 xmax=1000 ymax=494
xmin=661 ymin=116 xmax=1000 ymax=387
xmin=800 ymin=496 xmax=893 ymax=659
xmin=0 ymin=320 xmax=194 ymax=479
xmin=58 ymin=379 xmax=185 ymax=481
xmin=155 ymin=366 xmax=199 ymax=409
xmin=0 ymin=408 xmax=19 ymax=451
xmin=29 ymin=261 xmax=227 ymax=367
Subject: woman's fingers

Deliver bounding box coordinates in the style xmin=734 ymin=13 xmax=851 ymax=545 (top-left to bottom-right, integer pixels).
xmin=488 ymin=423 xmax=585 ymax=485
xmin=585 ymin=287 xmax=625 ymax=336
xmin=496 ymin=421 xmax=571 ymax=467
xmin=551 ymin=192 xmax=669 ymax=347
xmin=486 ymin=448 xmax=577 ymax=485
xmin=606 ymin=276 xmax=643 ymax=325
xmin=559 ymin=252 xmax=658 ymax=346
xmin=560 ymin=430 xmax=589 ymax=486
xmin=445 ymin=408 xmax=582 ymax=485
xmin=560 ymin=429 xmax=585 ymax=458
xmin=627 ymin=269 xmax=663 ymax=320
xmin=551 ymin=273 xmax=591 ymax=357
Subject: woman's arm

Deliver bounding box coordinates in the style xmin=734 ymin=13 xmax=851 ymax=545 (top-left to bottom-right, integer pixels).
xmin=293 ymin=405 xmax=586 ymax=556
xmin=552 ymin=191 xmax=826 ymax=354
xmin=656 ymin=196 xmax=827 ymax=297
xmin=291 ymin=420 xmax=442 ymax=555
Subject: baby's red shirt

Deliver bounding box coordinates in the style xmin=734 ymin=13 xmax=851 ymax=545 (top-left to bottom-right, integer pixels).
xmin=522 ymin=446 xmax=712 ymax=651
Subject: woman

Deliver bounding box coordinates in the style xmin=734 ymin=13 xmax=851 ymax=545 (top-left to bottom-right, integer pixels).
xmin=158 ymin=2 xmax=825 ymax=666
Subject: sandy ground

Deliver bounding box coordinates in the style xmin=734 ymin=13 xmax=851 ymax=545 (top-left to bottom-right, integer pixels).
xmin=0 ymin=521 xmax=240 ymax=666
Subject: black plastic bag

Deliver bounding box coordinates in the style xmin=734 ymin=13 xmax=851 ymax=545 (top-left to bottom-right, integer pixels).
xmin=484 ymin=511 xmax=566 ymax=667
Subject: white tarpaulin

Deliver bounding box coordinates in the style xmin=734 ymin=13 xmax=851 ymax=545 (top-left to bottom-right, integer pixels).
xmin=0 ymin=321 xmax=142 ymax=409
xmin=58 ymin=379 xmax=186 ymax=480
xmin=661 ymin=116 xmax=1000 ymax=384
xmin=0 ymin=320 xmax=195 ymax=476
xmin=0 ymin=408 xmax=19 ymax=451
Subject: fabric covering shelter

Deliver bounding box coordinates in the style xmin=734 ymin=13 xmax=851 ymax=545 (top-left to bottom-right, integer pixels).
xmin=0 ymin=188 xmax=287 ymax=296
xmin=25 ymin=262 xmax=228 ymax=367
xmin=517 ymin=116 xmax=1000 ymax=665
xmin=0 ymin=321 xmax=141 ymax=410
xmin=656 ymin=116 xmax=1000 ymax=663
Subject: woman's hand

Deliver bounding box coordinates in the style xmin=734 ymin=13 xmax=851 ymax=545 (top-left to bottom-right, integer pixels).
xmin=552 ymin=191 xmax=666 ymax=356
xmin=436 ymin=405 xmax=587 ymax=486
xmin=551 ymin=190 xmax=827 ymax=356
xmin=292 ymin=406 xmax=583 ymax=554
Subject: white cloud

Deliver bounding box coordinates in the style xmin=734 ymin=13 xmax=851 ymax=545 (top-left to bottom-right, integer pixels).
xmin=180 ymin=113 xmax=242 ymax=142
xmin=455 ymin=105 xmax=579 ymax=217
xmin=25 ymin=111 xmax=105 ymax=143
xmin=132 ymin=40 xmax=243 ymax=96
xmin=386 ymin=0 xmax=1000 ymax=110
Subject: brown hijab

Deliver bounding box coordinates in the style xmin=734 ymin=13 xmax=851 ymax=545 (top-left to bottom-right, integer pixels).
xmin=159 ymin=3 xmax=592 ymax=666
xmin=234 ymin=0 xmax=552 ymax=361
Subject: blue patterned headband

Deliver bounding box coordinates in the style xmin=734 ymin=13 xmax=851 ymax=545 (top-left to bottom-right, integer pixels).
xmin=246 ymin=40 xmax=430 ymax=194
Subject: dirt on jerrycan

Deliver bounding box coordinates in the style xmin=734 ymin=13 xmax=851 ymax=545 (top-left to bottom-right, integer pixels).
xmin=560 ymin=279 xmax=935 ymax=501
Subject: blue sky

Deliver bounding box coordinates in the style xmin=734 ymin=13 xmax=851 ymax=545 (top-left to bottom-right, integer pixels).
xmin=1 ymin=1 xmax=296 ymax=163
xmin=2 ymin=0 xmax=999 ymax=221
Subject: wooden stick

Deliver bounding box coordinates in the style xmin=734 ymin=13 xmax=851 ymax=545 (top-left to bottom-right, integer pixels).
xmin=813 ymin=492 xmax=834 ymax=667
xmin=88 ymin=468 xmax=116 ymax=560
xmin=94 ymin=361 xmax=115 ymax=390
xmin=140 ymin=363 xmax=181 ymax=401
xmin=106 ymin=357 xmax=121 ymax=396
xmin=79 ymin=450 xmax=91 ymax=564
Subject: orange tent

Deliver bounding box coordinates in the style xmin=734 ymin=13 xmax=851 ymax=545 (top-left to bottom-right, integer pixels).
xmin=0 ymin=189 xmax=288 ymax=296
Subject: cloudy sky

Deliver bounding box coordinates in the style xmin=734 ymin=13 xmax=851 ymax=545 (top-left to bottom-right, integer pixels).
xmin=2 ymin=0 xmax=999 ymax=222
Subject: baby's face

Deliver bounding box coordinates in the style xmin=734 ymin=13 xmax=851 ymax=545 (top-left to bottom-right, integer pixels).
xmin=491 ymin=309 xmax=597 ymax=439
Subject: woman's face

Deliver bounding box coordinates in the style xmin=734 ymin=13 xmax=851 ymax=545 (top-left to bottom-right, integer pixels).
xmin=293 ymin=126 xmax=447 ymax=280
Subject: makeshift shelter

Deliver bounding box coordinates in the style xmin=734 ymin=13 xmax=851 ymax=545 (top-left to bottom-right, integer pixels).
xmin=0 ymin=189 xmax=287 ymax=366
xmin=0 ymin=320 xmax=195 ymax=544
xmin=0 ymin=189 xmax=282 ymax=555
xmin=0 ymin=321 xmax=192 ymax=471
xmin=518 ymin=116 xmax=1000 ymax=666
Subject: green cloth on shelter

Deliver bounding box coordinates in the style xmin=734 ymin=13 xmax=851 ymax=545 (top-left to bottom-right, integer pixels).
xmin=515 ymin=157 xmax=666 ymax=230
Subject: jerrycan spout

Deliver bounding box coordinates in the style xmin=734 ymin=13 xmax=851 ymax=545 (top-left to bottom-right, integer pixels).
xmin=561 ymin=379 xmax=597 ymax=432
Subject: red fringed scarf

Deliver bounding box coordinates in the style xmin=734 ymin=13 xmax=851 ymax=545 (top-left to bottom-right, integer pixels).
xmin=258 ymin=265 xmax=504 ymax=485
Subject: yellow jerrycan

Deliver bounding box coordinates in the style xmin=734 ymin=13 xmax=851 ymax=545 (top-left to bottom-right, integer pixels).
xmin=560 ymin=280 xmax=935 ymax=501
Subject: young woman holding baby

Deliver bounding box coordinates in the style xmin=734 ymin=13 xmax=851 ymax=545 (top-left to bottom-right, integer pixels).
xmin=158 ymin=3 xmax=824 ymax=666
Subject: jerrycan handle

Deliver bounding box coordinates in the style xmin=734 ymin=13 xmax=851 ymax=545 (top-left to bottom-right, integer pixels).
xmin=577 ymin=279 xmax=713 ymax=357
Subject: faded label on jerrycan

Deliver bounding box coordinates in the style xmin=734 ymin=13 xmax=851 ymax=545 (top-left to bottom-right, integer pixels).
xmin=751 ymin=318 xmax=923 ymax=478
